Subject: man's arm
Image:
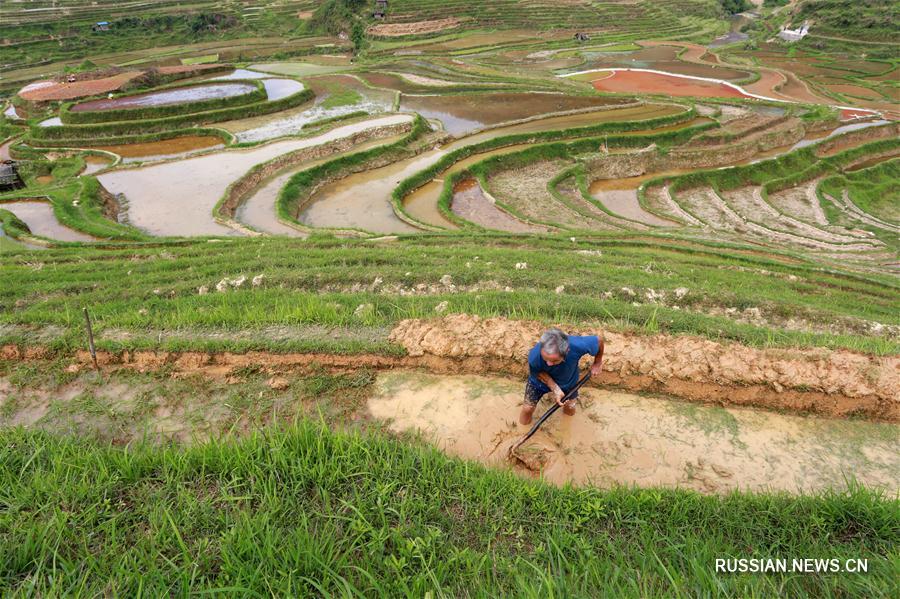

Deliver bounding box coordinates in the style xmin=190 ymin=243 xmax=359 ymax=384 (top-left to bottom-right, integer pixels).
xmin=537 ymin=372 xmax=566 ymax=404
xmin=590 ymin=336 xmax=604 ymax=377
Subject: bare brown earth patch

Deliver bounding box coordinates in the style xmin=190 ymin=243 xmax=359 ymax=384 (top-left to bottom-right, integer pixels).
xmin=3 ymin=315 xmax=897 ymax=421
xmin=368 ymin=18 xmax=463 ymax=37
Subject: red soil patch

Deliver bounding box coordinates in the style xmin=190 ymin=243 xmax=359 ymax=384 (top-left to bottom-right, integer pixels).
xmin=592 ymin=70 xmax=750 ymax=99
xmin=19 ymin=71 xmax=143 ymax=102
xmin=18 ymin=64 xmax=225 ymax=103
xmin=841 ymin=108 xmax=878 ymax=120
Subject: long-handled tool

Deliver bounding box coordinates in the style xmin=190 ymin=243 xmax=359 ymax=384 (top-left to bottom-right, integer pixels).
xmin=509 ymin=370 xmax=591 ymax=456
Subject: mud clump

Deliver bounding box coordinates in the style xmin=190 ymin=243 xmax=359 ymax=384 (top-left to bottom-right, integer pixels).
xmin=389 ymin=315 xmax=899 ymax=421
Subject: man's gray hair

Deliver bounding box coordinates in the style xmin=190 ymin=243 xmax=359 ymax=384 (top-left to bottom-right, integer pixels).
xmin=540 ymin=328 xmax=569 ymax=357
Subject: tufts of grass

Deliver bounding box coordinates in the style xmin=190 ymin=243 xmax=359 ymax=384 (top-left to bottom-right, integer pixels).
xmin=0 ymin=422 xmax=897 ymax=596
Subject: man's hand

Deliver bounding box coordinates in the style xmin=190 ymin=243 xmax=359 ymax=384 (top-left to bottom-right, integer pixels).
xmin=590 ymin=361 xmax=603 ymax=378
xmin=553 ymin=386 xmax=567 ymax=407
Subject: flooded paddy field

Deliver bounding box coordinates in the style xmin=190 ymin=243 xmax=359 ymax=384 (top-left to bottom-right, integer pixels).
xmin=0 ymin=200 xmax=94 ymax=242
xmin=237 ymin=134 xmax=406 ymax=236
xmin=219 ymin=75 xmax=394 ymax=143
xmin=449 ymin=178 xmax=545 ymax=232
xmin=399 ymin=92 xmax=631 ymax=136
xmin=70 ymin=82 xmax=257 ymax=112
xmin=96 ymin=114 xmax=414 ymax=237
xmin=79 ymin=155 xmax=113 ymax=176
xmin=369 ymin=372 xmax=899 ymax=493
xmin=94 ymin=135 xmax=224 ymax=162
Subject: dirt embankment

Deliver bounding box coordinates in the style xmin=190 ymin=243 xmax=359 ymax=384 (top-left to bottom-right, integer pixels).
xmin=368 ymin=18 xmax=463 ymax=37
xmin=389 ymin=316 xmax=899 ymax=421
xmin=816 ymin=122 xmax=900 ymax=157
xmin=4 ymin=316 xmax=896 ymax=422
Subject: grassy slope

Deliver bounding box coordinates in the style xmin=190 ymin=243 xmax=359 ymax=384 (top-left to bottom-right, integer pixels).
xmin=1 ymin=421 xmax=897 ymax=597
xmin=1 ymin=235 xmax=898 ymax=355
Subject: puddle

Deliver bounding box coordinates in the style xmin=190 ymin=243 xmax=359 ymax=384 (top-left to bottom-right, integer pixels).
xmin=38 ymin=117 xmax=62 ymax=127
xmin=791 ymin=120 xmax=891 ymax=152
xmin=237 ymin=134 xmax=406 ymax=236
xmin=95 ymin=135 xmax=224 ymax=162
xmin=399 ymin=92 xmax=629 ymax=136
xmin=368 ymin=372 xmax=900 ymax=493
xmin=0 ymin=200 xmax=95 ymax=242
xmin=261 ymin=79 xmax=304 ymax=101
xmin=70 ymin=83 xmax=257 ymax=112
xmin=79 ymin=155 xmax=112 ymax=176
xmin=450 ymin=178 xmax=544 ymax=232
xmin=96 ymin=114 xmax=414 ymax=237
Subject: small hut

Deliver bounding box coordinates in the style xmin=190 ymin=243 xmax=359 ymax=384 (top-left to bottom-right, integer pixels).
xmin=373 ymin=0 xmax=387 ymax=19
xmin=0 ymin=161 xmax=23 ymax=192
xmin=91 ymin=21 xmax=110 ymax=32
xmin=574 ymin=32 xmax=590 ymax=42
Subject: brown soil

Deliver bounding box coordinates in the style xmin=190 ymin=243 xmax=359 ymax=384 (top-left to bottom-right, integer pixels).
xmin=368 ymin=18 xmax=462 ymax=37
xmin=18 ymin=71 xmax=143 ymax=101
xmin=592 ymin=71 xmax=751 ymax=99
xmin=368 ymin=371 xmax=899 ymax=493
xmin=5 ymin=316 xmax=897 ymax=422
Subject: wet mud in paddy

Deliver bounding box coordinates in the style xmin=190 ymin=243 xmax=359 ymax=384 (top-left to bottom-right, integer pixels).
xmin=369 ymin=371 xmax=898 ymax=493
xmin=94 ymin=135 xmax=224 ymax=162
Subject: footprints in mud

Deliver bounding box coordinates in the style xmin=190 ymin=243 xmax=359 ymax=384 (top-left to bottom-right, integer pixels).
xmin=683 ymin=458 xmax=735 ymax=493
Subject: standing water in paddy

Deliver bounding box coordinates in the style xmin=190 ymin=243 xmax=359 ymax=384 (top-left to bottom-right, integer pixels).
xmin=70 ymin=83 xmax=258 ymax=111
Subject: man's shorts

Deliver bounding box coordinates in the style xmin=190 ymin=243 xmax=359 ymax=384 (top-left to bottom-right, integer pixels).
xmin=524 ymin=380 xmax=578 ymax=406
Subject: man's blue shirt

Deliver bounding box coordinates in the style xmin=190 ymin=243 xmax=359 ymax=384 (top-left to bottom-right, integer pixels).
xmin=527 ymin=335 xmax=599 ymax=393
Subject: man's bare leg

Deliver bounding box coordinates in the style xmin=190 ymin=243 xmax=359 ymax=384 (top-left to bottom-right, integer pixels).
xmin=519 ymin=404 xmax=536 ymax=425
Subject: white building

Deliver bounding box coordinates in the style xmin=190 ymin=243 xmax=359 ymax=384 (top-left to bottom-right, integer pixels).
xmin=778 ymin=22 xmax=810 ymax=42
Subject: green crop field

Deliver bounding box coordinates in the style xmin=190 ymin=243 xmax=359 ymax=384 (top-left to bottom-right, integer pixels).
xmin=1 ymin=0 xmax=898 ymax=596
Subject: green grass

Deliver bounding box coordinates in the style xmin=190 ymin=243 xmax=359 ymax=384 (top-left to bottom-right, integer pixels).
xmin=1 ymin=420 xmax=897 ymax=596
xmin=820 ymin=159 xmax=900 ymax=225
xmin=1 ymin=234 xmax=897 ymax=355
xmin=320 ymin=89 xmax=364 ymax=109
xmin=181 ymin=53 xmax=219 ymax=65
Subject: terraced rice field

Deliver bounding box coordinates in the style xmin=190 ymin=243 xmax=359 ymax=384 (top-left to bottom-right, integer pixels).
xmin=1 ymin=4 xmax=898 ymax=595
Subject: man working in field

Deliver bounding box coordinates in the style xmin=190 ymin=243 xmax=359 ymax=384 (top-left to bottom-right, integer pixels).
xmin=520 ymin=328 xmax=604 ymax=425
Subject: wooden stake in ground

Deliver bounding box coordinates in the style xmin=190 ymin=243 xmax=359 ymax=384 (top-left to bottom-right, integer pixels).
xmin=83 ymin=308 xmax=99 ymax=371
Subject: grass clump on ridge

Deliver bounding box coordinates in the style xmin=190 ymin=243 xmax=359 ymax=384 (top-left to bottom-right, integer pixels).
xmin=0 ymin=421 xmax=896 ymax=596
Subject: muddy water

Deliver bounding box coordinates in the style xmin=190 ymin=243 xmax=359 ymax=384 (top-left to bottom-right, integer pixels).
xmin=450 ymin=178 xmax=543 ymax=232
xmin=97 ymin=114 xmax=414 ymax=237
xmin=589 ymin=180 xmax=679 ymax=227
xmin=94 ymin=135 xmax=224 ymax=162
xmin=212 ymin=68 xmax=273 ymax=80
xmin=4 ymin=104 xmax=22 ymax=119
xmin=262 ymin=79 xmax=304 ymax=101
xmin=315 ymin=105 xmax=693 ymax=230
xmin=70 ymin=83 xmax=257 ymax=112
xmin=369 ymin=372 xmax=900 ymax=493
xmin=237 ymin=134 xmax=406 ymax=236
xmin=399 ymin=93 xmax=629 ymax=136
xmin=79 ymin=155 xmax=112 ymax=176
xmin=0 ymin=200 xmax=94 ymax=242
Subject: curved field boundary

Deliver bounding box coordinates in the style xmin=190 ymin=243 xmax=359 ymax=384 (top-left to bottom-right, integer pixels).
xmin=29 ymin=87 xmax=314 ymax=141
xmin=561 ymin=68 xmax=882 ymax=118
xmin=214 ymin=119 xmax=416 ymax=236
xmin=276 ymin=115 xmax=434 ymax=237
xmin=22 ymin=126 xmax=235 ymax=151
xmin=392 ymin=107 xmax=708 ymax=229
xmin=59 ymin=79 xmax=268 ymax=125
